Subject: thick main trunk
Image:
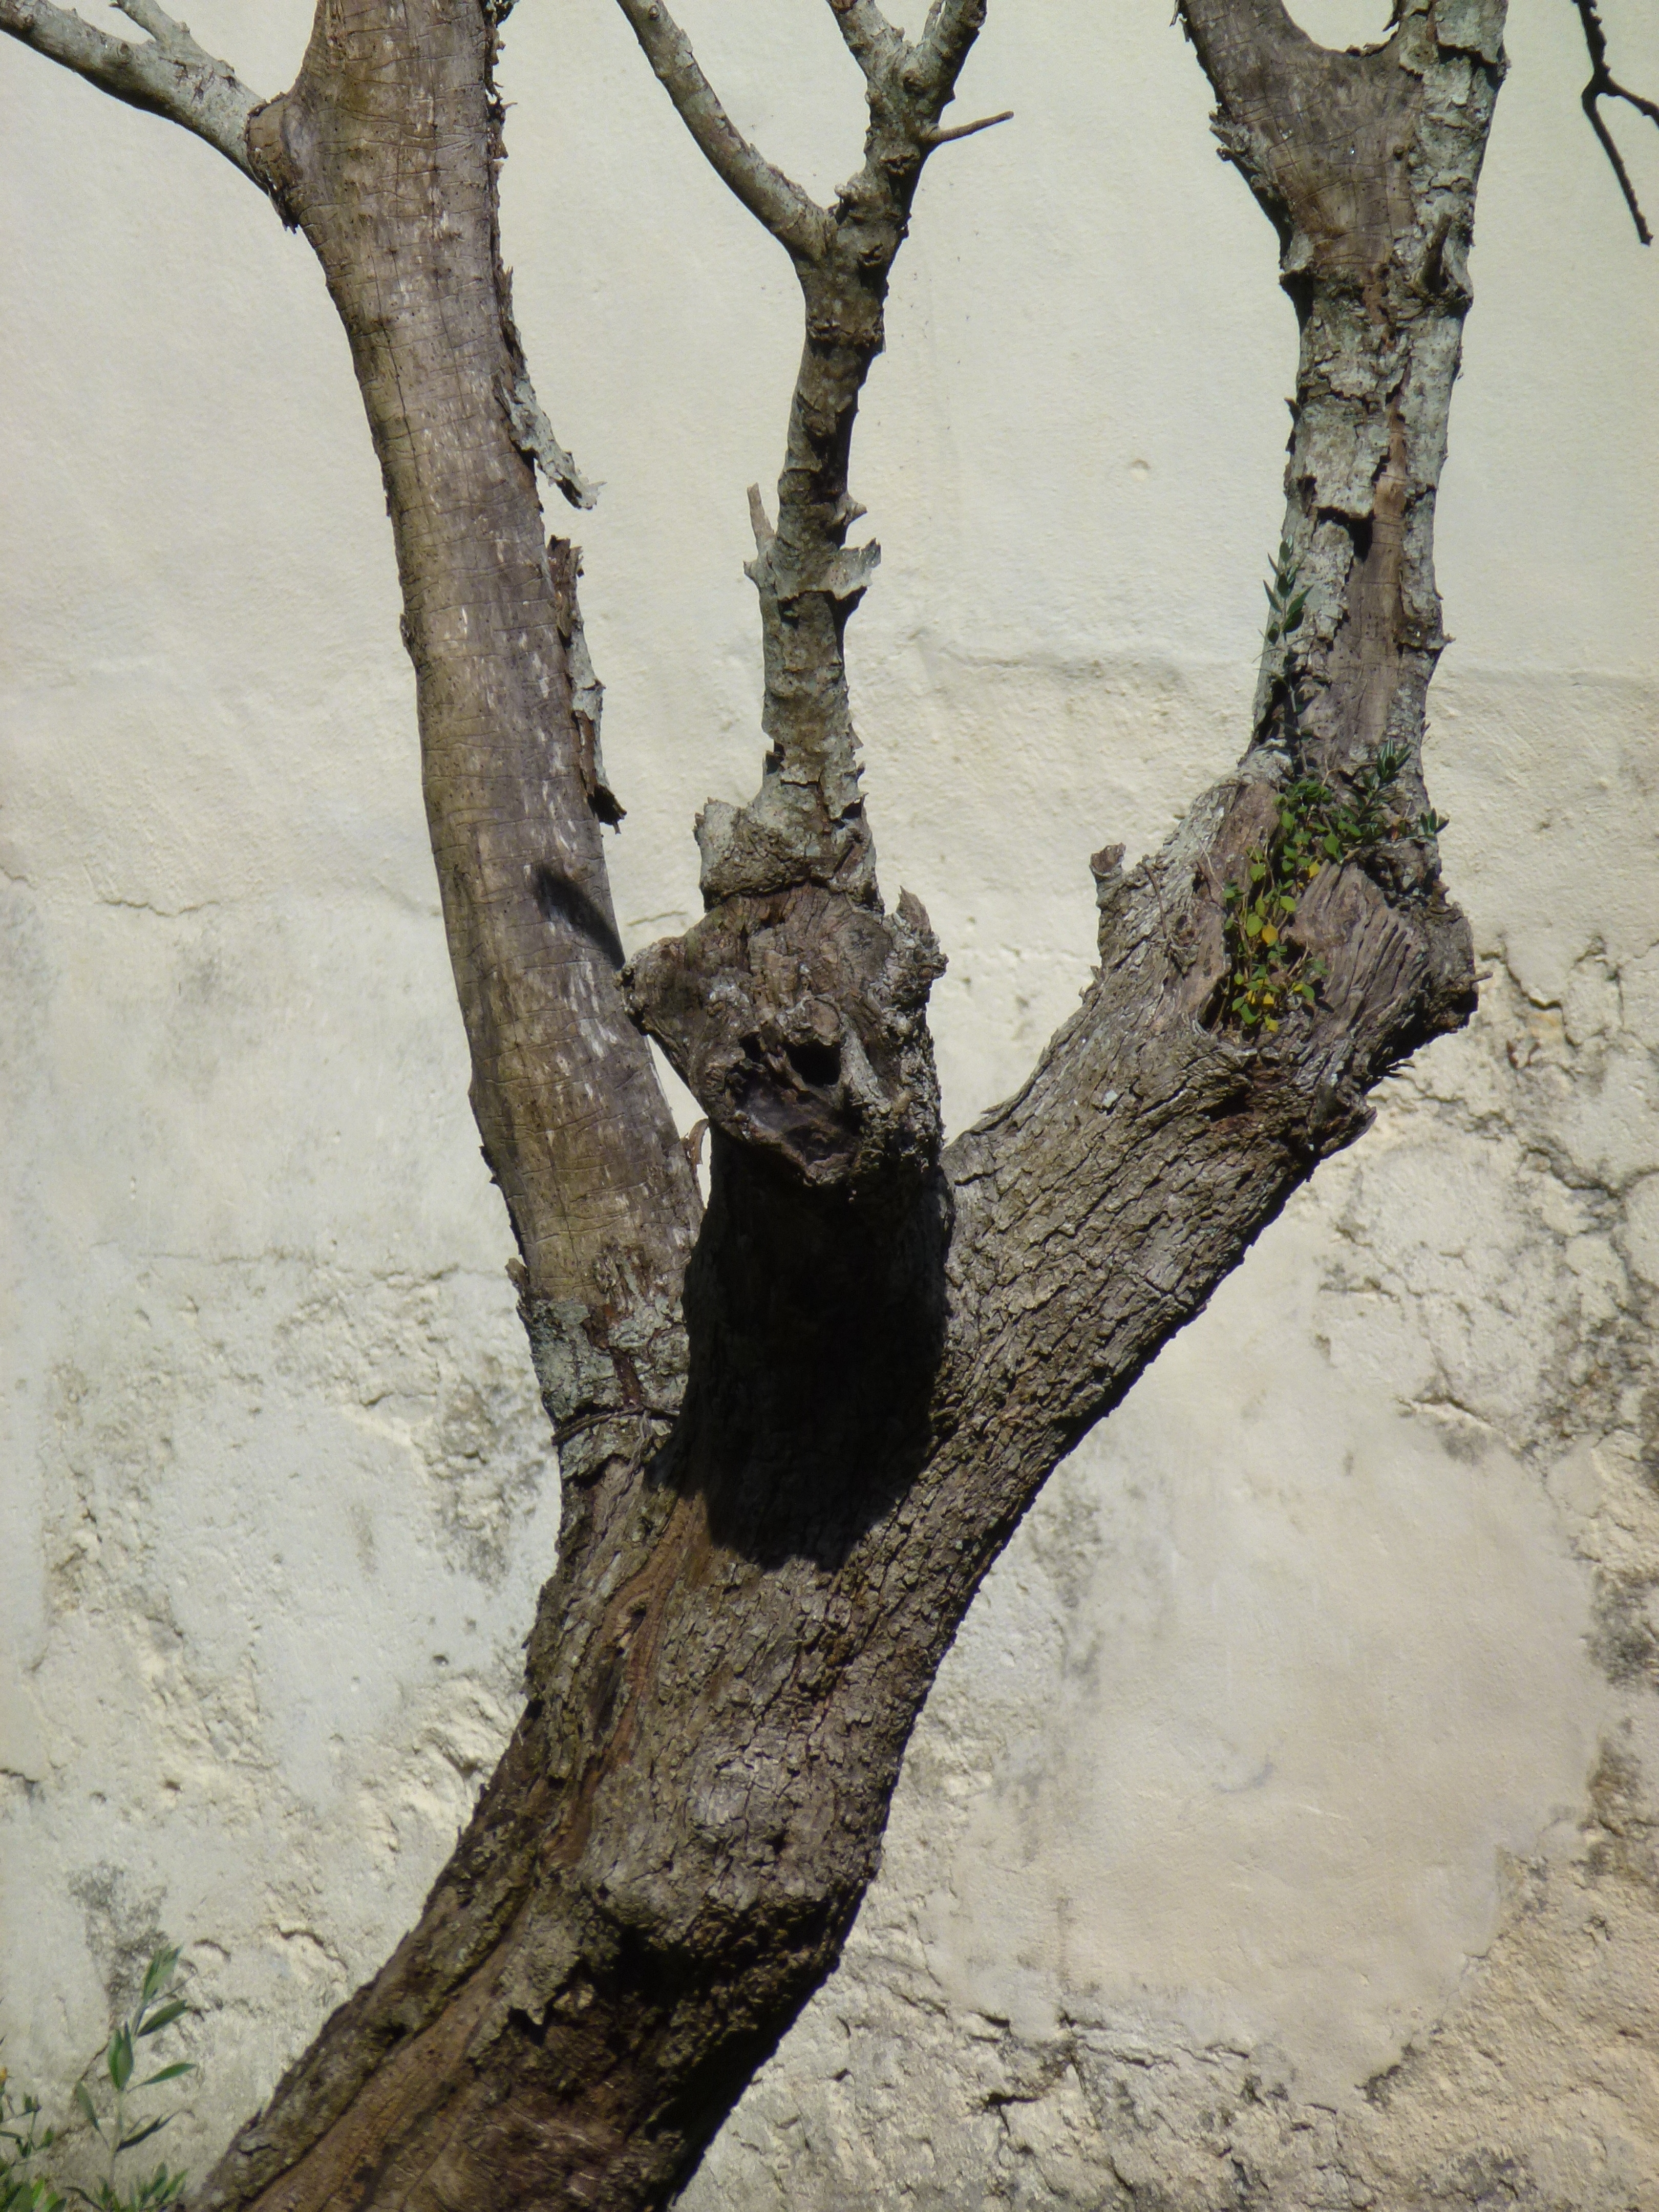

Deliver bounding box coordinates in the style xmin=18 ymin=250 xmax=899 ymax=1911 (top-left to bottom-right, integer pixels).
xmin=193 ymin=4 xmax=1502 ymax=2209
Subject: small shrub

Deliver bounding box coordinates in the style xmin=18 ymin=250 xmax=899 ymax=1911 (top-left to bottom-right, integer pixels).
xmin=1 ymin=1948 xmax=195 ymax=2212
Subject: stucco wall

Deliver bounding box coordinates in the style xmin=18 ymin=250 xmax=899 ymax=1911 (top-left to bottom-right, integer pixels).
xmin=3 ymin=0 xmax=1657 ymax=2204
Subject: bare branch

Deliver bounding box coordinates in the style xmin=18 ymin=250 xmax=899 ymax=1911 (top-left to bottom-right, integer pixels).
xmin=825 ymin=0 xmax=903 ymax=81
xmin=910 ymin=0 xmax=991 ymax=99
xmin=0 ymin=0 xmax=267 ymax=186
xmin=827 ymin=0 xmax=991 ymax=122
xmin=1570 ymin=0 xmax=1658 ymax=245
xmin=611 ymin=0 xmax=831 ymax=261
xmin=625 ymin=0 xmax=1000 ymax=1187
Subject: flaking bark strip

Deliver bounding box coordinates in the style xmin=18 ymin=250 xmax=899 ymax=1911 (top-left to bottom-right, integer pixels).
xmin=547 ymin=538 xmax=623 ymax=826
xmin=500 ymin=369 xmax=598 ymax=513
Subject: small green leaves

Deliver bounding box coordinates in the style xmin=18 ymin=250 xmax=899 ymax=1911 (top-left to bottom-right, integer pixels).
xmin=135 ymin=1956 xmax=179 ymax=2016
xmin=8 ymin=1945 xmax=202 ymax=2212
xmin=1220 ymin=748 xmax=1415 ymax=1037
xmin=112 ymin=2124 xmax=167 ymax=2157
xmin=1263 ymin=540 xmax=1310 ymax=655
xmin=3 ymin=2065 xmax=67 ymax=2212
xmin=123 ymin=2169 xmax=187 ymax=2212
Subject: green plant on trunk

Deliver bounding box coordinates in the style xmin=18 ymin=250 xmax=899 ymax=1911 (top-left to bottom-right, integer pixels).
xmin=0 ymin=1949 xmax=194 ymax=2212
xmin=1222 ymin=545 xmax=1449 ymax=1034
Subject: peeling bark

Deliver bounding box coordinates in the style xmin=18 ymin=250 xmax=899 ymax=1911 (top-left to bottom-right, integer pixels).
xmin=4 ymin=0 xmax=1506 ymax=2205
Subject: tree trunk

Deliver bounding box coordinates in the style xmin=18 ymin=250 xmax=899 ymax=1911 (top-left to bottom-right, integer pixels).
xmin=247 ymin=0 xmax=700 ymax=1391
xmin=166 ymin=1 xmax=1507 ymax=2206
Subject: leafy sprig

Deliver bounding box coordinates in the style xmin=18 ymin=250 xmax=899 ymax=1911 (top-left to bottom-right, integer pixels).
xmin=1264 ymin=540 xmax=1451 ymax=840
xmin=1263 ymin=535 xmax=1308 ymax=656
xmin=0 ymin=1949 xmax=195 ymax=2212
xmin=69 ymin=1947 xmax=193 ymax=2212
xmin=1222 ymin=745 xmax=1450 ymax=1032
xmin=1262 ymin=536 xmax=1310 ymax=747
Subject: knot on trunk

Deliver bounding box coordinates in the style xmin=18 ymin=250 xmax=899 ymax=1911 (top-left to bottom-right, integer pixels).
xmin=1090 ymin=841 xmax=1129 ymax=949
xmin=1289 ymin=847 xmax=1472 ymax=1049
xmin=623 ymin=885 xmax=946 ymax=1194
xmin=695 ymin=785 xmax=875 ymax=905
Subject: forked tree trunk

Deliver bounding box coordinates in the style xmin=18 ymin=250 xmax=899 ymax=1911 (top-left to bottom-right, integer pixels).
xmin=1 ymin=0 xmax=1507 ymax=2205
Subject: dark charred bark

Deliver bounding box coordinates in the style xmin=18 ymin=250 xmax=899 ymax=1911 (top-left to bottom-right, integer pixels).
xmin=4 ymin=0 xmax=1506 ymax=2205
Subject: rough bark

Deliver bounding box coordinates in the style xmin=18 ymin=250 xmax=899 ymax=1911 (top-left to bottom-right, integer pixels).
xmin=3 ymin=0 xmax=1505 ymax=2206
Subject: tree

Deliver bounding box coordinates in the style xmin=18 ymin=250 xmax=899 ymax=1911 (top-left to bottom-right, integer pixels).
xmin=2 ymin=0 xmax=1645 ymax=2205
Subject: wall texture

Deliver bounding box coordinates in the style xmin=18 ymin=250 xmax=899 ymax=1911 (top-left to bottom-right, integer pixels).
xmin=2 ymin=0 xmax=1656 ymax=2205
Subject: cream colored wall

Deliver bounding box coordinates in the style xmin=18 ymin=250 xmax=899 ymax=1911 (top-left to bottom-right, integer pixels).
xmin=2 ymin=1 xmax=1656 ymax=2203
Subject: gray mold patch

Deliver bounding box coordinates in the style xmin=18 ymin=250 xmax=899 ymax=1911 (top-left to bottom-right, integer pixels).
xmin=1590 ymin=1571 xmax=1659 ymax=1693
xmin=1584 ymin=1734 xmax=1659 ymax=1901
xmin=425 ymin=1357 xmax=547 ymax=1588
xmin=69 ymin=1862 xmax=169 ymax=2013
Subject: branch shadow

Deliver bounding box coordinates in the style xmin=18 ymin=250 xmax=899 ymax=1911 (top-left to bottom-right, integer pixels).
xmin=653 ymin=1132 xmax=951 ymax=1571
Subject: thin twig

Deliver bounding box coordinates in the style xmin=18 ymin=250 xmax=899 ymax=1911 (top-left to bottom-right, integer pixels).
xmin=611 ymin=0 xmax=831 ymax=261
xmin=0 ymin=0 xmax=267 ymax=185
xmin=925 ymin=107 xmax=1012 ymax=146
xmin=1570 ymin=0 xmax=1659 ymax=245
